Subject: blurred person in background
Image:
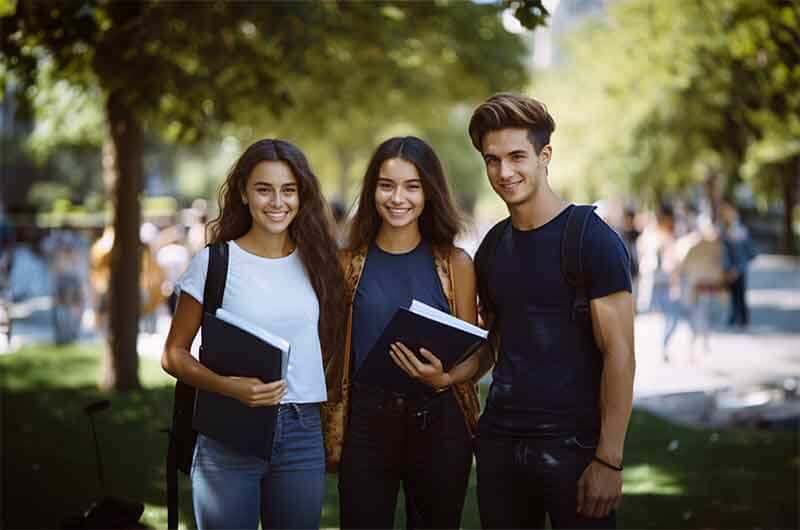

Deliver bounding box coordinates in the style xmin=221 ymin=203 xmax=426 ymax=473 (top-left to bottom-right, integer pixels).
xmin=619 ymin=207 xmax=641 ymax=311
xmin=638 ymin=204 xmax=681 ymax=362
xmin=675 ymin=216 xmax=726 ymax=360
xmin=90 ymin=226 xmax=165 ymax=334
xmin=719 ymin=201 xmax=757 ymax=327
xmin=186 ymin=198 xmax=209 ymax=255
xmin=42 ymin=224 xmax=89 ymax=344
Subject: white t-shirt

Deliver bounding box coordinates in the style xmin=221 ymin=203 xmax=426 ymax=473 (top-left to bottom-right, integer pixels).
xmin=177 ymin=241 xmax=326 ymax=403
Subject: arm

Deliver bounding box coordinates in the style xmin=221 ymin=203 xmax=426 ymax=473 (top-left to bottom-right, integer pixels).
xmin=577 ymin=289 xmax=635 ymax=518
xmin=161 ymin=292 xmax=286 ymax=406
xmin=390 ymin=248 xmax=480 ymax=389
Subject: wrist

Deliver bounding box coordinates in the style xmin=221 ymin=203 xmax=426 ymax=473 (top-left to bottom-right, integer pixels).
xmin=593 ymin=454 xmax=623 ymax=472
xmin=434 ymin=373 xmax=452 ymax=392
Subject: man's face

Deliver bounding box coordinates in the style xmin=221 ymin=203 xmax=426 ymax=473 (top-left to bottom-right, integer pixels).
xmin=481 ymin=128 xmax=550 ymax=208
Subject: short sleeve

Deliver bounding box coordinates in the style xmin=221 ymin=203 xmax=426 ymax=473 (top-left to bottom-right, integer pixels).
xmin=583 ymin=214 xmax=632 ymax=300
xmin=176 ymin=246 xmax=210 ymax=305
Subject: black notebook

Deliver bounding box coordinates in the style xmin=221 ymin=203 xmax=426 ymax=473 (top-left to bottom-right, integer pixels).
xmin=193 ymin=309 xmax=290 ymax=459
xmin=355 ymin=300 xmax=488 ymax=394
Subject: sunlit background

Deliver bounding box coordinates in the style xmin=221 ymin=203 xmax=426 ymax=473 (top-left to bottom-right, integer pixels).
xmin=1 ymin=0 xmax=798 ymax=528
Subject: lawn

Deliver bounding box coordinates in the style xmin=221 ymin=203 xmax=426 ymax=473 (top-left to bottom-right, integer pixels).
xmin=1 ymin=343 xmax=797 ymax=528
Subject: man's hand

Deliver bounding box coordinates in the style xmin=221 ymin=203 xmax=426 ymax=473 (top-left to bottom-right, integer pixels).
xmin=390 ymin=342 xmax=451 ymax=390
xmin=577 ymin=460 xmax=622 ymax=518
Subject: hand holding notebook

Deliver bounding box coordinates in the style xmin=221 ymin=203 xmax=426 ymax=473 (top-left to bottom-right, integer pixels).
xmin=355 ymin=299 xmax=488 ymax=394
xmin=192 ymin=308 xmax=291 ymax=458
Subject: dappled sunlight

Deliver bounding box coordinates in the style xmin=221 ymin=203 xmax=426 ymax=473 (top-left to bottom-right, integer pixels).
xmin=623 ymin=463 xmax=685 ymax=496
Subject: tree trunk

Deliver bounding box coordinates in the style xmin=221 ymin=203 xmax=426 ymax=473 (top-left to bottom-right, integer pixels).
xmin=780 ymin=158 xmax=799 ymax=255
xmin=101 ymin=90 xmax=143 ymax=391
xmin=336 ymin=146 xmax=353 ymax=201
xmin=704 ymin=168 xmax=725 ymax=223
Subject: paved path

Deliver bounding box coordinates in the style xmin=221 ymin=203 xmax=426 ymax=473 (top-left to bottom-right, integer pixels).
xmin=5 ymin=255 xmax=800 ymax=424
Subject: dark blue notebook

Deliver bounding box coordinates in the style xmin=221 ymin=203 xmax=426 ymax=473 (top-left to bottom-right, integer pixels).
xmin=193 ymin=312 xmax=284 ymax=459
xmin=355 ymin=303 xmax=487 ymax=395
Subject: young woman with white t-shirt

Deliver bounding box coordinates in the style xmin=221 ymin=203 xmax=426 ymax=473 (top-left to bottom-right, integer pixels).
xmin=161 ymin=139 xmax=344 ymax=529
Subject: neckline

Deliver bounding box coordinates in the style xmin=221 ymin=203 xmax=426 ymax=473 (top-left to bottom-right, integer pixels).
xmin=512 ymin=204 xmax=574 ymax=233
xmin=230 ymin=240 xmax=296 ymax=262
xmin=373 ymin=238 xmax=425 ymax=256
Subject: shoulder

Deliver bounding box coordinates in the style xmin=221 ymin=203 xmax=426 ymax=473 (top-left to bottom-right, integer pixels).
xmin=475 ymin=218 xmax=511 ymax=256
xmin=450 ymin=246 xmax=474 ymax=271
xmin=585 ymin=213 xmax=627 ymax=252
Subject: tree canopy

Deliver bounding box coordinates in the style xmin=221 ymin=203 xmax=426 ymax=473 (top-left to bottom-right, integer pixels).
xmin=2 ymin=1 xmax=539 ymax=389
xmin=534 ymin=0 xmax=798 ymax=250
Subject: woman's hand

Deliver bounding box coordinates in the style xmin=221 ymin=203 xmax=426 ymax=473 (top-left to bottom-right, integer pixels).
xmin=390 ymin=342 xmax=451 ymax=390
xmin=226 ymin=377 xmax=287 ymax=407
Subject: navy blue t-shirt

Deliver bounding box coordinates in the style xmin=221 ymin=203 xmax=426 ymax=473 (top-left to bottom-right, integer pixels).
xmin=479 ymin=205 xmax=632 ymax=438
xmin=351 ymin=240 xmax=450 ymax=375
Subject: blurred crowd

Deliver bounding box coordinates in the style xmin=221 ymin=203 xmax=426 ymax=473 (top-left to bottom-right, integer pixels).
xmin=1 ymin=196 xmax=757 ymax=359
xmin=0 ymin=199 xmax=210 ymax=347
xmin=606 ymin=200 xmax=757 ymax=363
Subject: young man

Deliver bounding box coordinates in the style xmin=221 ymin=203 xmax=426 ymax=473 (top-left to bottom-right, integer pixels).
xmin=469 ymin=93 xmax=635 ymax=529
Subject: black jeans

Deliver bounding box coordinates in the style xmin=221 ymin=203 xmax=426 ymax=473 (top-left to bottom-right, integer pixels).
xmin=339 ymin=383 xmax=473 ymax=529
xmin=728 ymin=275 xmax=749 ymax=326
xmin=476 ymin=433 xmax=616 ymax=529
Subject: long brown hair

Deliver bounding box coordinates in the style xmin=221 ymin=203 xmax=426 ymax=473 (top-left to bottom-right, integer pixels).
xmin=346 ymin=136 xmax=463 ymax=252
xmin=208 ymin=138 xmax=345 ymax=359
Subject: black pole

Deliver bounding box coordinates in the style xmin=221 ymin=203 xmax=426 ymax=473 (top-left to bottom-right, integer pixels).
xmin=88 ymin=414 xmax=105 ymax=491
xmin=84 ymin=400 xmax=110 ymax=493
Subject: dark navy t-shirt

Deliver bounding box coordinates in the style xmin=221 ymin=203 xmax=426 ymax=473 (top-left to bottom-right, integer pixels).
xmin=479 ymin=205 xmax=632 ymax=438
xmin=351 ymin=240 xmax=450 ymax=375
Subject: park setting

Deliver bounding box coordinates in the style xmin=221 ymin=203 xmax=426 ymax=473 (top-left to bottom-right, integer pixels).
xmin=1 ymin=0 xmax=799 ymax=528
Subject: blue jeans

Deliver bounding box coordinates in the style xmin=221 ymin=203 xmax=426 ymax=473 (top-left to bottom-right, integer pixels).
xmin=476 ymin=433 xmax=616 ymax=529
xmin=191 ymin=403 xmax=325 ymax=529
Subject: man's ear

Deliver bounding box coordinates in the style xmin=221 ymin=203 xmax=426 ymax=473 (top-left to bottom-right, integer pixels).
xmin=539 ymin=144 xmax=552 ymax=164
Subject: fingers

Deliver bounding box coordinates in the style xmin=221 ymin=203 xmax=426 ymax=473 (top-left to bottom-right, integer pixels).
xmin=390 ymin=344 xmax=419 ymax=377
xmin=417 ymin=348 xmax=443 ymax=370
xmin=577 ymin=465 xmax=621 ymax=519
xmin=234 ymin=378 xmax=287 ymax=407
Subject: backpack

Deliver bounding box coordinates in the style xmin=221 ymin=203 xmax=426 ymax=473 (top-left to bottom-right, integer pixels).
xmin=474 ymin=205 xmax=596 ymax=362
xmin=166 ymin=242 xmax=228 ymax=529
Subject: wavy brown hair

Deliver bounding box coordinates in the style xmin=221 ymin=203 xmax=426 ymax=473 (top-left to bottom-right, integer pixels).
xmin=207 ymin=138 xmax=345 ymax=359
xmin=468 ymin=92 xmax=556 ymax=155
xmin=346 ymin=136 xmax=463 ymax=252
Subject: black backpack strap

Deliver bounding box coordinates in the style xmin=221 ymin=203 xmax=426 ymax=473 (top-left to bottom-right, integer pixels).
xmin=203 ymin=242 xmax=229 ymax=314
xmin=475 ymin=217 xmax=511 ymax=362
xmin=167 ymin=241 xmax=229 ymax=529
xmin=561 ymin=205 xmax=596 ymax=320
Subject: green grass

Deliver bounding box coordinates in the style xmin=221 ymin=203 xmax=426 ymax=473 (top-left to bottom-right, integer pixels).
xmin=1 ymin=344 xmax=797 ymax=528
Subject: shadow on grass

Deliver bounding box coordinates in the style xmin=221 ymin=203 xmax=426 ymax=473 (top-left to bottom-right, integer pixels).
xmin=3 ymin=345 xmax=798 ymax=528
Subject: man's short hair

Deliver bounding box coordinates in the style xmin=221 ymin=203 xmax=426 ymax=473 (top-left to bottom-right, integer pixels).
xmin=468 ymin=92 xmax=556 ymax=154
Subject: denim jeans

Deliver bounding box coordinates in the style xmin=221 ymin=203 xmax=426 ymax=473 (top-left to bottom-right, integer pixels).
xmin=191 ymin=402 xmax=325 ymax=529
xmin=339 ymin=383 xmax=472 ymax=529
xmin=476 ymin=433 xmax=616 ymax=529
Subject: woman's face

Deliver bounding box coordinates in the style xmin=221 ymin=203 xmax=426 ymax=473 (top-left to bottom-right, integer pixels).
xmin=241 ymin=160 xmax=300 ymax=236
xmin=374 ymin=157 xmax=425 ymax=230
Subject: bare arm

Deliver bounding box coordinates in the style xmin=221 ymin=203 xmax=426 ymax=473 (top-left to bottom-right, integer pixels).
xmin=161 ymin=292 xmax=286 ymax=406
xmin=577 ymin=289 xmax=635 ymax=518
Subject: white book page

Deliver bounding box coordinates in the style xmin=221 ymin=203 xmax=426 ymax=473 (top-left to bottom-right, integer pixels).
xmin=408 ymin=299 xmax=488 ymax=339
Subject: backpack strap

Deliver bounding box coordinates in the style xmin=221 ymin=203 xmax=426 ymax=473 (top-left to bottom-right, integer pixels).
xmin=561 ymin=205 xmax=596 ymax=320
xmin=474 ymin=217 xmax=511 ymax=362
xmin=203 ymin=242 xmax=229 ymax=315
xmin=167 ymin=241 xmax=229 ymax=529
